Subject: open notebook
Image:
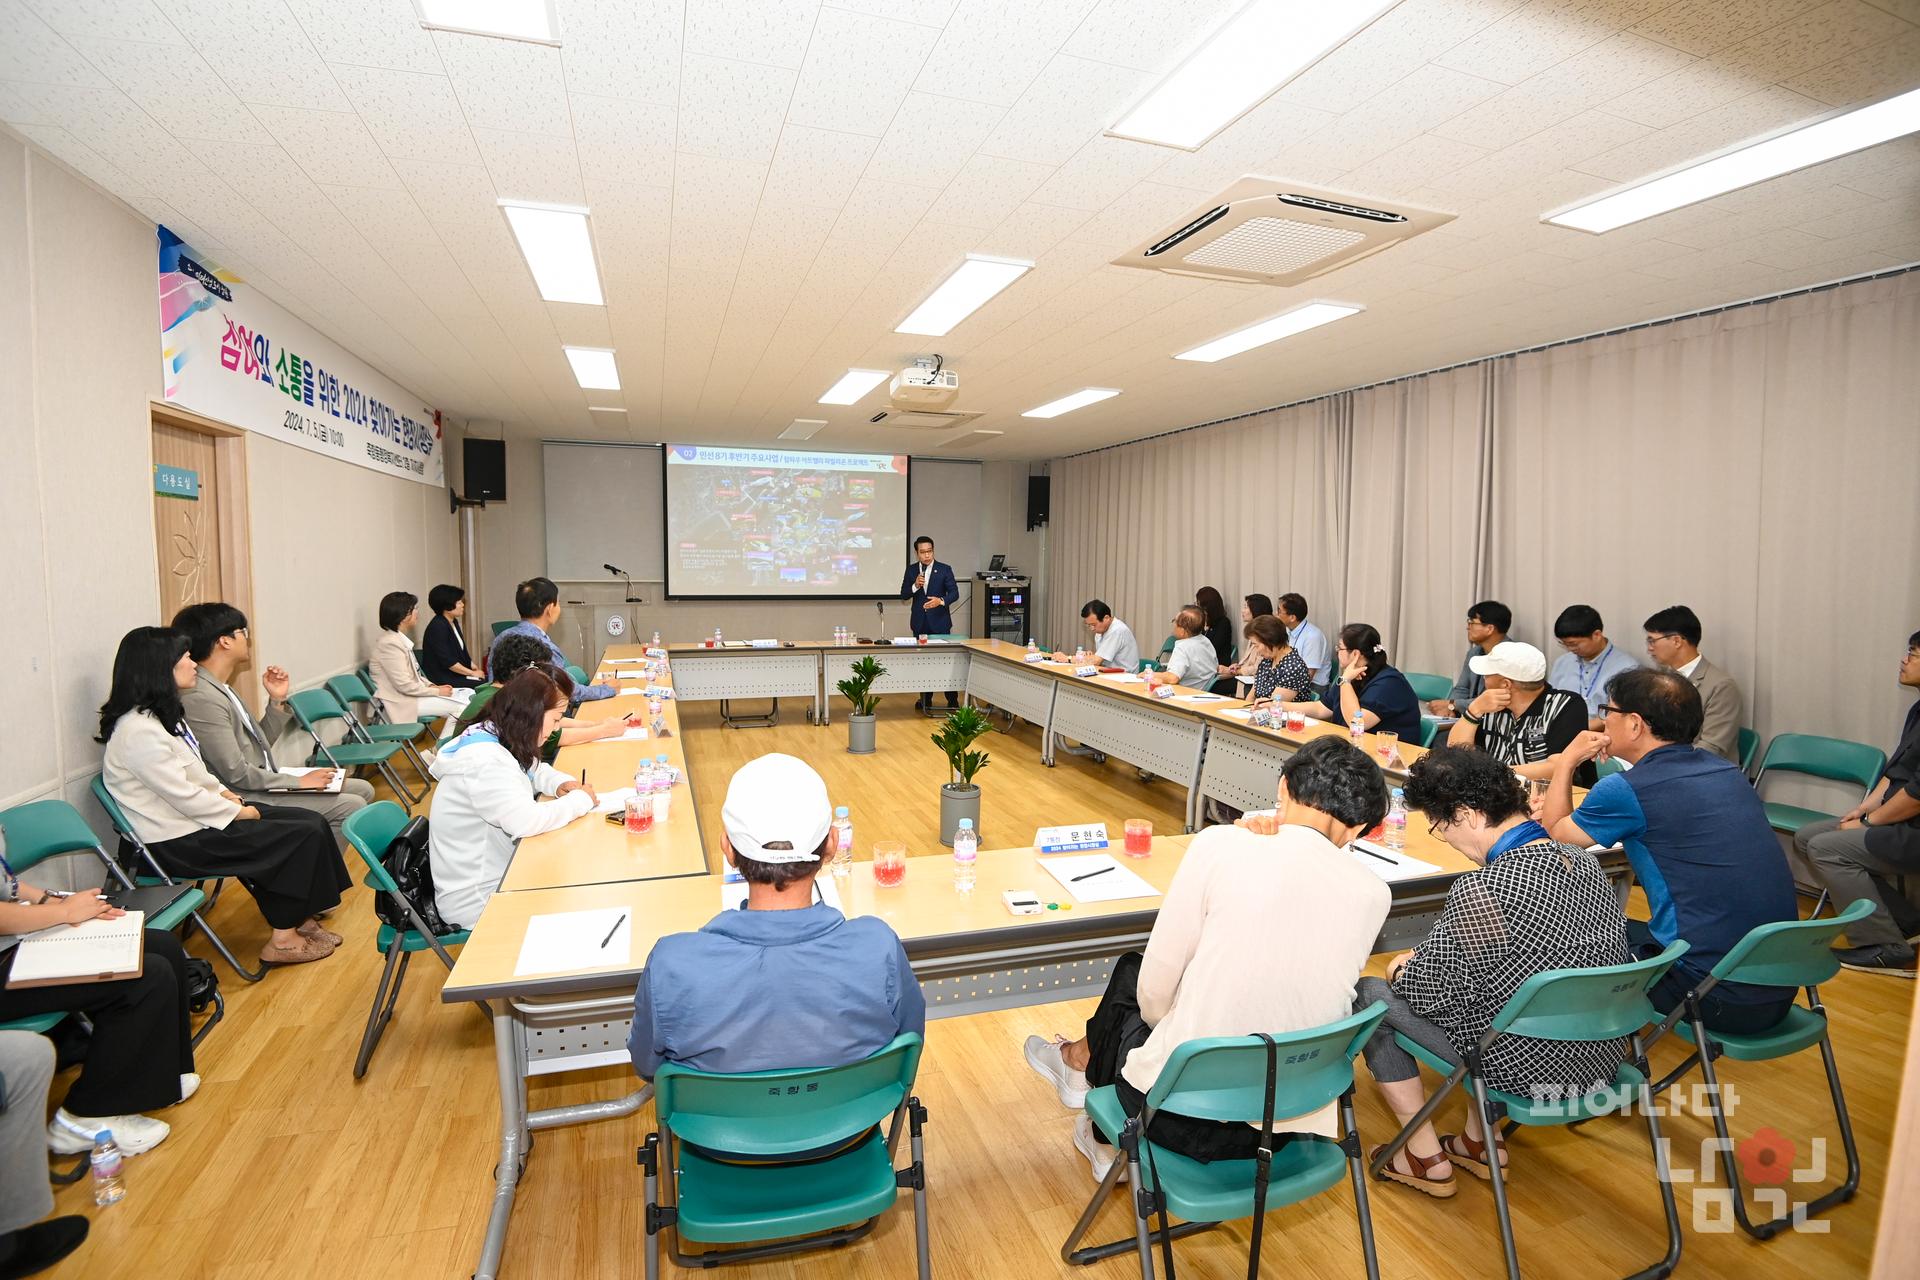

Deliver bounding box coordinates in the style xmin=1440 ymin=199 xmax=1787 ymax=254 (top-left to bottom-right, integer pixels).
xmin=6 ymin=911 xmax=146 ymax=988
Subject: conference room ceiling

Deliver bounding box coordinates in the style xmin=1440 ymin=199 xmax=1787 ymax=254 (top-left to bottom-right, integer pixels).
xmin=6 ymin=1 xmax=1917 ymax=461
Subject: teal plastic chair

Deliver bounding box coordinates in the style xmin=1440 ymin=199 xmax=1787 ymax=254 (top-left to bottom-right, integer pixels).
xmin=1595 ymin=756 xmax=1626 ymax=779
xmin=1419 ymin=716 xmax=1444 ymax=748
xmin=285 ymin=689 xmax=420 ymax=810
xmin=565 ymin=663 xmax=589 ymax=685
xmin=324 ymin=674 xmax=433 ymax=781
xmin=642 ymin=1034 xmax=930 ymax=1279
xmin=340 ymin=803 xmax=477 ymax=1079
xmin=1062 ymin=1003 xmax=1389 ymax=1277
xmin=1372 ymin=942 xmax=1691 ymax=1280
xmin=1643 ymin=900 xmax=1872 ymax=1240
xmin=355 ymin=663 xmax=375 ymax=691
xmin=88 ymin=776 xmax=265 ymax=983
xmin=1737 ymin=726 xmax=1760 ymax=776
xmin=490 ymin=620 xmax=516 ymax=637
xmin=1752 ymin=733 xmax=1887 ymax=836
xmin=1405 ymin=672 xmax=1452 ymax=704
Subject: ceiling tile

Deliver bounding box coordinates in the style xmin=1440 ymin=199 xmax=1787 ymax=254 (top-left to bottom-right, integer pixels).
xmin=1628 ymin=0 xmax=1826 ymax=58
xmin=832 ymin=0 xmax=959 ymax=24
xmin=13 ymin=123 xmax=144 ymax=193
xmin=828 ymin=176 xmax=937 ymax=249
xmin=557 ymin=0 xmax=682 ymax=104
xmin=0 ymin=6 xmax=112 ymax=88
xmin=684 ymin=0 xmax=820 ymax=70
xmin=1432 ymin=32 xmax=1697 ymax=151
xmin=763 ymin=125 xmax=880 ymax=208
xmin=864 ymin=91 xmax=1004 ymax=187
xmin=1433 ymin=0 xmax=1674 ymax=87
xmin=920 ymin=152 xmax=1051 ymax=228
xmin=434 ymin=29 xmax=571 ymax=135
xmin=393 ymin=157 xmax=499 ymax=225
xmin=250 ymin=103 xmax=403 ymax=187
xmin=1058 ymin=0 xmax=1241 ymax=72
xmin=1716 ymin=0 xmax=1911 ymax=84
xmin=1781 ymin=26 xmax=1920 ymax=106
xmin=1574 ymin=84 xmax=1832 ymax=182
xmin=977 ymin=54 xmax=1146 ymax=166
xmin=913 ymin=0 xmax=1100 ymax=107
xmin=1148 ymin=94 xmax=1334 ymax=193
xmin=677 ymin=54 xmax=797 ymax=164
xmin=473 ymin=127 xmax=585 ymax=204
xmin=157 ymin=0 xmax=350 ymax=111
xmin=284 ymin=0 xmax=442 ymax=74
xmin=573 ymin=94 xmax=677 ymax=196
xmin=330 ymin=64 xmax=480 ymax=164
xmin=25 ymin=0 xmax=185 ymax=45
xmin=72 ymin=36 xmax=274 ymax=143
xmin=788 ymin=5 xmax=939 ymax=136
xmin=1029 ymin=134 xmax=1166 ymax=210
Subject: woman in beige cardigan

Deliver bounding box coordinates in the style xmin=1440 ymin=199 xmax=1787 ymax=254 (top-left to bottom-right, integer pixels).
xmin=370 ymin=591 xmax=472 ymax=741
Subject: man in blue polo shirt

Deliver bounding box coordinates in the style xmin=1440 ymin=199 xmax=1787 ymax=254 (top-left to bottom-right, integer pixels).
xmin=489 ymin=576 xmax=617 ymax=701
xmin=1543 ymin=667 xmax=1797 ymax=1033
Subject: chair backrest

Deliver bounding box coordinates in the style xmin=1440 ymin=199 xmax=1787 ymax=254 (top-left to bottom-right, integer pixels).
xmin=1595 ymin=757 xmax=1626 ymax=779
xmin=1418 ymin=718 xmax=1443 ymax=748
xmin=341 ymin=801 xmax=410 ymax=894
xmin=1493 ymin=942 xmax=1689 ymax=1043
xmin=491 ymin=620 xmax=516 ymax=637
xmin=1755 ymin=733 xmax=1886 ymax=793
xmin=653 ymin=1034 xmax=923 ymax=1159
xmin=356 ymin=664 xmax=375 ymax=688
xmin=565 ymin=663 xmax=589 ymax=684
xmin=287 ymin=688 xmax=349 ymax=730
xmin=326 ymin=674 xmax=375 ymax=709
xmin=1710 ymin=899 xmax=1873 ymax=990
xmin=0 ymin=799 xmax=106 ymax=871
xmin=1404 ymin=672 xmax=1452 ymax=703
xmin=1737 ymin=727 xmax=1760 ymax=774
xmin=88 ymin=774 xmax=138 ymax=841
xmin=1142 ymin=1002 xmax=1388 ymax=1124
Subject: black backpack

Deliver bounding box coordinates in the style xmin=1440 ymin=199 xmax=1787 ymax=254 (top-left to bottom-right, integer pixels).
xmin=374 ymin=816 xmax=455 ymax=938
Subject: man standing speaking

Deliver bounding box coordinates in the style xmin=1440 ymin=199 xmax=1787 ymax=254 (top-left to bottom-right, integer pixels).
xmin=901 ymin=535 xmax=960 ymax=714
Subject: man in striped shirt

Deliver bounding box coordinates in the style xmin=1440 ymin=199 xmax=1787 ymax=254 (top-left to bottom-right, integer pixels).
xmin=1447 ymin=641 xmax=1592 ymax=784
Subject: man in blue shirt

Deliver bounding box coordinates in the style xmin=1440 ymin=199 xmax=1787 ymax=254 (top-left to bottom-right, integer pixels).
xmin=1278 ymin=593 xmax=1330 ymax=687
xmin=1548 ymin=604 xmax=1640 ymax=727
xmin=901 ymin=535 xmax=960 ymax=713
xmin=488 ymin=576 xmax=615 ymax=701
xmin=629 ymin=753 xmax=924 ymax=1080
xmin=1544 ymin=668 xmax=1797 ymax=1033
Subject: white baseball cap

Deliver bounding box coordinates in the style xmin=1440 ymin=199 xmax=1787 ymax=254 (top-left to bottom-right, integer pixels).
xmin=721 ymin=753 xmax=833 ymax=864
xmin=1468 ymin=640 xmax=1548 ymax=683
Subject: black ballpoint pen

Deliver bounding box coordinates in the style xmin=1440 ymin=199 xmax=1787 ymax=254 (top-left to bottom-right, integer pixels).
xmin=600 ymin=913 xmax=626 ymax=948
xmin=1070 ymin=866 xmax=1115 ymax=883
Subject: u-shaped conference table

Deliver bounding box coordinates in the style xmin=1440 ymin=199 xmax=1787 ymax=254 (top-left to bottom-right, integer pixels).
xmin=441 ymin=639 xmax=1626 ymax=1278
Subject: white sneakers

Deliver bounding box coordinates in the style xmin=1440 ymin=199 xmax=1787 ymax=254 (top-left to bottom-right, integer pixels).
xmin=1024 ymin=1034 xmax=1089 ymax=1109
xmin=1074 ymin=1114 xmax=1123 ymax=1184
xmin=48 ymin=1109 xmax=170 ymax=1156
xmin=177 ymin=1073 xmax=200 ymax=1104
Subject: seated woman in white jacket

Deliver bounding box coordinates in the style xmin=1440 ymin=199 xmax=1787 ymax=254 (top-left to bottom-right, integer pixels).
xmin=370 ymin=591 xmax=472 ymax=742
xmin=429 ymin=668 xmax=597 ymax=929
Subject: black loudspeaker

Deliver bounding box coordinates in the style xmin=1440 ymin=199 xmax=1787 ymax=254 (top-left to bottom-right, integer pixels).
xmin=464 ymin=438 xmax=507 ymax=502
xmin=1026 ymin=475 xmax=1049 ymax=530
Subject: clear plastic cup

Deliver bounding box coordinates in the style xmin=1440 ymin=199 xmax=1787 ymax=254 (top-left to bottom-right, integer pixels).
xmin=873 ymin=841 xmax=907 ymax=886
xmin=1123 ymin=819 xmax=1153 ymax=857
xmin=1375 ymin=731 xmax=1400 ymax=768
xmin=625 ymin=794 xmax=653 ymax=833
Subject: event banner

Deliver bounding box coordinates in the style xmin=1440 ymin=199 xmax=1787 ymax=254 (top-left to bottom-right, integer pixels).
xmin=156 ymin=226 xmax=445 ymax=487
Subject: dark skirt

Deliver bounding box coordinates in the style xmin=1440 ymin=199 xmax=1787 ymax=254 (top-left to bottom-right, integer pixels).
xmin=138 ymin=805 xmax=350 ymax=929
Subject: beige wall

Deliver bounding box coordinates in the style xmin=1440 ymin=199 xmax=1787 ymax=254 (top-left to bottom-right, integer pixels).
xmin=1 ymin=131 xmax=459 ymax=831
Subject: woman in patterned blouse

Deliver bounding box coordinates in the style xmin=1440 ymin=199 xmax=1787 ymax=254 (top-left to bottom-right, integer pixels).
xmin=1240 ymin=614 xmax=1315 ymax=705
xmin=1355 ymin=746 xmax=1630 ymax=1199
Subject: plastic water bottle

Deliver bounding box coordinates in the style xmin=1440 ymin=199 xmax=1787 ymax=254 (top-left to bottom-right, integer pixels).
xmin=952 ymin=818 xmax=977 ymax=894
xmin=712 ymin=626 xmax=723 ymax=647
xmin=655 ymin=753 xmax=676 ymax=785
xmin=1026 ymin=638 xmax=1038 ymax=657
xmin=1349 ymin=713 xmax=1367 ymax=745
xmin=651 ymin=629 xmax=661 ymax=648
xmin=633 ymin=758 xmax=653 ymax=799
xmin=650 ymin=754 xmax=673 ymax=822
xmin=1073 ymin=643 xmax=1086 ymax=663
xmin=91 ymin=1131 xmax=126 ymax=1206
xmin=1384 ymin=788 xmax=1408 ymax=851
xmin=831 ymin=807 xmax=854 ymax=877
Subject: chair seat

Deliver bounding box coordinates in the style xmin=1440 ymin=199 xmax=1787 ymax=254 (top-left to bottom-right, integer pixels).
xmin=1673 ymin=1004 xmax=1828 ymax=1061
xmin=1763 ymin=802 xmax=1837 ymax=836
xmin=309 ymin=743 xmax=402 ymax=766
xmin=672 ymin=1129 xmax=900 ymax=1244
xmin=0 ymin=1012 xmax=68 ymax=1035
xmin=150 ymin=886 xmax=207 ymax=932
xmin=1083 ymin=1087 xmax=1347 ymax=1222
xmin=374 ymin=922 xmax=470 ymax=953
xmin=362 ymin=722 xmax=428 ymax=741
xmin=1392 ymin=1033 xmax=1645 ymax=1124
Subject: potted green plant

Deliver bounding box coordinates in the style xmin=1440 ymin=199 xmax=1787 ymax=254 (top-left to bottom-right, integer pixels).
xmin=930 ymin=704 xmax=992 ymax=846
xmin=837 ymin=654 xmax=886 ymax=754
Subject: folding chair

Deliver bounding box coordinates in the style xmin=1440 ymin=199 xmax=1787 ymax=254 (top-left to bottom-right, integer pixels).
xmin=1404 ymin=672 xmax=1453 ymax=704
xmin=87 ymin=776 xmax=266 ymax=984
xmin=565 ymin=663 xmax=589 ymax=685
xmin=1062 ymin=1002 xmax=1390 ymax=1279
xmin=339 ymin=803 xmax=482 ymax=1079
xmin=1752 ymin=733 xmax=1887 ymax=837
xmin=1370 ymin=942 xmax=1691 ymax=1280
xmin=1642 ymin=900 xmax=1871 ymax=1239
xmin=285 ymin=689 xmax=421 ymax=809
xmin=1737 ymin=727 xmax=1761 ymax=777
xmin=641 ymin=1033 xmax=930 ymax=1279
xmin=324 ymin=674 xmax=433 ymax=780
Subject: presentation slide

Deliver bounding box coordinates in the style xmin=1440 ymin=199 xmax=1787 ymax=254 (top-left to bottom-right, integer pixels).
xmin=663 ymin=446 xmax=910 ymax=598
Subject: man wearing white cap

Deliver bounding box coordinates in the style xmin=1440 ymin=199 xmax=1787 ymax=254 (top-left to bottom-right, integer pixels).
xmin=1446 ymin=641 xmax=1593 ymax=783
xmin=628 ymin=753 xmax=925 ymax=1080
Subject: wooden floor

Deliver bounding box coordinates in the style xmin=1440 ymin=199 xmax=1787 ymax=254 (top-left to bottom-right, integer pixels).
xmin=40 ymin=699 xmax=1907 ymax=1279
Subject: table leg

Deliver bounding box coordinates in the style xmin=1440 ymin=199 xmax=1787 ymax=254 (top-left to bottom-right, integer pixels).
xmin=473 ymin=1005 xmax=529 ymax=1280
xmin=1184 ymin=728 xmax=1208 ymax=833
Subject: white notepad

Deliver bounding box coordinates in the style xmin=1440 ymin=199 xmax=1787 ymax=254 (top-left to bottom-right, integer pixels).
xmin=591 ymin=786 xmax=638 ymax=814
xmin=513 ymin=908 xmax=632 ymax=976
xmin=610 ymin=726 xmax=650 ymax=741
xmin=267 ymin=767 xmax=345 ymax=793
xmin=1038 ymin=855 xmax=1160 ymax=904
xmin=604 ymin=657 xmax=646 ymax=665
xmin=1348 ymin=840 xmax=1442 ymax=883
xmin=7 ymin=912 xmax=146 ymax=986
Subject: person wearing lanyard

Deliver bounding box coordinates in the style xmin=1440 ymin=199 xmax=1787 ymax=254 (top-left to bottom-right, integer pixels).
xmin=1548 ymin=605 xmax=1641 ymax=729
xmin=0 ymin=837 xmax=200 ymax=1157
xmin=1352 ymin=746 xmax=1630 ymax=1200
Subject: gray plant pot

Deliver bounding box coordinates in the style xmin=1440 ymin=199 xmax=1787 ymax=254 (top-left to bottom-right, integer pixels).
xmin=847 ymin=713 xmax=877 ymax=754
xmin=939 ymin=783 xmax=980 ymax=847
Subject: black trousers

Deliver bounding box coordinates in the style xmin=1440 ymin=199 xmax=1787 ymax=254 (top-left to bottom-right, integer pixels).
xmin=1627 ymin=920 xmax=1793 ymax=1035
xmin=139 ymin=805 xmax=350 ymax=930
xmin=0 ymin=929 xmax=193 ymax=1114
xmin=1083 ymin=952 xmax=1265 ymax=1163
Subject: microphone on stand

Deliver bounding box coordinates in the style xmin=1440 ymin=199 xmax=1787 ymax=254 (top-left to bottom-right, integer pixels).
xmin=604 ymin=563 xmax=639 ymax=603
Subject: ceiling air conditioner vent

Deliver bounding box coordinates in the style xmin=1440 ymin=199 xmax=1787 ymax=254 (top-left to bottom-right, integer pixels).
xmin=870 ymin=408 xmax=984 ymax=431
xmin=1117 ymin=179 xmax=1452 ymax=286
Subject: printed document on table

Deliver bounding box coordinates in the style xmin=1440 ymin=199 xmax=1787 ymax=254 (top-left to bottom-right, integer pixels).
xmin=610 ymin=726 xmax=650 ymax=741
xmin=591 ymin=787 xmax=637 ymax=814
xmin=514 ymin=908 xmax=632 ymax=976
xmin=1348 ymin=840 xmax=1441 ymax=882
xmin=1038 ymin=855 xmax=1160 ymax=904
xmin=604 ymin=657 xmax=646 ymax=665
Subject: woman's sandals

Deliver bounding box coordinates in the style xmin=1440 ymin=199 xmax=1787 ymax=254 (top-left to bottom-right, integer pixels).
xmin=1370 ymin=1144 xmax=1457 ymax=1198
xmin=1440 ymin=1129 xmax=1510 ymax=1181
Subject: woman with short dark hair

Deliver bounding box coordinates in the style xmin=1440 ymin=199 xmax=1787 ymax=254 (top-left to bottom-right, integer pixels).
xmin=369 ymin=590 xmax=472 ymax=741
xmin=421 ymin=583 xmax=483 ymax=688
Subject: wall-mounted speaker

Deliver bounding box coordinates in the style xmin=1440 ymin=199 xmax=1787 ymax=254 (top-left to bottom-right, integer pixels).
xmin=464 ymin=438 xmax=507 ymax=502
xmin=1026 ymin=475 xmax=1049 ymax=530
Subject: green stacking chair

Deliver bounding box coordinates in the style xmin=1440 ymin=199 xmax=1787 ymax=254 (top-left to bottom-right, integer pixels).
xmin=565 ymin=663 xmax=589 ymax=685
xmin=1405 ymin=672 xmax=1452 ymax=704
xmin=1737 ymin=727 xmax=1761 ymax=776
xmin=1595 ymin=756 xmax=1627 ymax=779
xmin=1643 ymin=900 xmax=1872 ymax=1240
xmin=1371 ymin=942 xmax=1691 ymax=1280
xmin=1062 ymin=1003 xmax=1389 ymax=1279
xmin=324 ymin=674 xmax=433 ymax=781
xmin=286 ymin=689 xmax=420 ymax=809
xmin=1419 ymin=717 xmax=1445 ymax=748
xmin=355 ymin=663 xmax=375 ymax=691
xmin=641 ymin=1033 xmax=931 ymax=1279
xmin=87 ymin=776 xmax=265 ymax=983
xmin=340 ymin=803 xmax=479 ymax=1079
xmin=490 ymin=620 xmax=516 ymax=637
xmin=1752 ymin=734 xmax=1886 ymax=837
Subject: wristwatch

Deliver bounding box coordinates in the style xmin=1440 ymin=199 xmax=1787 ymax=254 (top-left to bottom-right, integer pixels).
xmin=1859 ymin=813 xmax=1874 ymax=828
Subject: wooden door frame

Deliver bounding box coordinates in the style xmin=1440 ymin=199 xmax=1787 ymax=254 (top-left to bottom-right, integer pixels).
xmin=151 ymin=399 xmax=259 ymax=712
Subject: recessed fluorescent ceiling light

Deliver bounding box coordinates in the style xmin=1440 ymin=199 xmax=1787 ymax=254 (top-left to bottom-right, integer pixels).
xmin=1546 ymin=85 xmax=1920 ymax=234
xmin=564 ymin=347 xmax=619 ymax=390
xmin=778 ymin=419 xmax=829 ymax=440
xmin=587 ymin=405 xmax=625 ymax=413
xmin=1023 ymin=388 xmax=1121 ymax=419
xmin=895 ymin=254 xmax=1033 ymax=336
xmin=817 ymin=368 xmax=891 ymax=405
xmin=1110 ymin=0 xmax=1399 ymax=150
xmin=1175 ymin=301 xmax=1361 ymax=363
xmin=499 ymin=202 xmax=602 ymax=305
xmin=414 ymin=0 xmax=557 ymax=42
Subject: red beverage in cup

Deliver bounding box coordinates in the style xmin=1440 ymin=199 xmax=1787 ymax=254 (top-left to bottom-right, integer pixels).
xmin=625 ymin=797 xmax=653 ymax=834
xmin=1123 ymin=819 xmax=1153 ymax=857
xmin=873 ymin=843 xmax=907 ymax=886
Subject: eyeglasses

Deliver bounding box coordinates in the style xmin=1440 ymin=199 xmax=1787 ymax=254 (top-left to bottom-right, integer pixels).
xmin=1646 ymin=632 xmax=1680 ymax=643
xmin=1599 ymin=703 xmax=1627 ymax=717
xmin=229 ymin=627 xmax=249 ymax=639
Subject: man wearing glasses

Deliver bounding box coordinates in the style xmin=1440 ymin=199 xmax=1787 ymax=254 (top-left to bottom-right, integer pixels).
xmin=1642 ymin=604 xmax=1743 ymax=764
xmin=1549 ymin=605 xmax=1640 ymax=729
xmin=1796 ymin=633 xmax=1920 ymax=978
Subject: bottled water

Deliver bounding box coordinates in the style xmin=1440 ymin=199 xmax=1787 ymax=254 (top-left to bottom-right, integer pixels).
xmin=91 ymin=1131 xmax=126 ymax=1206
xmin=712 ymin=626 xmax=723 ymax=647
xmin=831 ymin=807 xmax=854 ymax=877
xmin=651 ymin=629 xmax=661 ymax=648
xmin=654 ymin=753 xmax=676 ymax=785
xmin=1073 ymin=643 xmax=1086 ymax=663
xmin=952 ymin=818 xmax=977 ymax=894
xmin=633 ymin=759 xmax=653 ymax=798
xmin=1383 ymin=789 xmax=1408 ymax=851
xmin=650 ymin=754 xmax=672 ymax=822
xmin=1026 ymin=638 xmax=1038 ymax=657
xmin=1349 ymin=713 xmax=1367 ymax=745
